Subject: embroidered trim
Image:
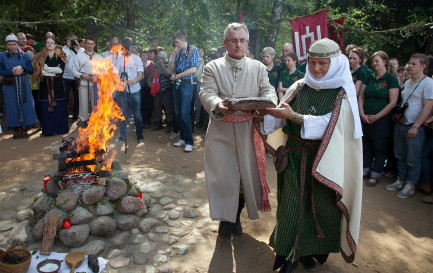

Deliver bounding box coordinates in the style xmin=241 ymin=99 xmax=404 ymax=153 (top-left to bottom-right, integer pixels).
xmin=310 ymin=88 xmax=358 ymax=262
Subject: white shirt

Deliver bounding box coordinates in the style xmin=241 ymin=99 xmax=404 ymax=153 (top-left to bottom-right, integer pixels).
xmin=114 ymin=54 xmax=144 ymax=93
xmin=62 ymin=46 xmax=84 ymax=80
xmin=402 ymin=76 xmax=433 ymax=124
xmin=72 ymin=51 xmax=102 ymax=86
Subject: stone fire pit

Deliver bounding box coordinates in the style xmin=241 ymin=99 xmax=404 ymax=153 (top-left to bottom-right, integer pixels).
xmin=29 ymin=162 xmax=150 ymax=249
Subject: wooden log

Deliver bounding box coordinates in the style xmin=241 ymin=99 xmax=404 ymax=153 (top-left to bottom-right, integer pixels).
xmin=40 ymin=213 xmax=59 ymax=255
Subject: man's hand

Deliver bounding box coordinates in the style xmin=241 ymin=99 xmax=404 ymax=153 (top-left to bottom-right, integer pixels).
xmin=266 ymin=102 xmax=296 ymax=120
xmin=217 ymin=98 xmax=234 ymax=116
xmin=423 ymin=116 xmax=433 ymax=126
xmin=407 ymin=127 xmax=418 ymax=139
xmin=126 ymin=79 xmax=135 ymax=85
xmin=170 ymin=74 xmax=177 ymax=81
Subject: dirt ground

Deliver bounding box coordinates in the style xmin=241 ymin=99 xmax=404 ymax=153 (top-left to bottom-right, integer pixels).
xmin=0 ymin=118 xmax=432 ymax=273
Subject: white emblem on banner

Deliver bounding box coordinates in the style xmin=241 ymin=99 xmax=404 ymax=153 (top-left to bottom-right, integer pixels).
xmin=294 ymin=26 xmax=322 ymax=62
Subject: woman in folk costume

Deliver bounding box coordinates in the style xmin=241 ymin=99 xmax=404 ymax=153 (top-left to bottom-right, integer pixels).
xmin=265 ymin=38 xmax=363 ymax=272
xmin=0 ymin=34 xmax=38 ymax=138
xmin=32 ymin=37 xmax=69 ymax=136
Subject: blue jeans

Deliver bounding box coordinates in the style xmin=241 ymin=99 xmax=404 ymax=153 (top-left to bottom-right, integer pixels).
xmin=117 ymin=91 xmax=143 ymax=139
xmin=172 ymin=81 xmax=194 ymax=145
xmin=394 ymin=123 xmax=426 ymax=185
xmin=362 ymin=136 xmax=388 ymax=178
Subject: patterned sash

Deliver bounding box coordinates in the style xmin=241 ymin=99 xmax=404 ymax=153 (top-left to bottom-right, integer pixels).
xmin=223 ymin=114 xmax=271 ymax=212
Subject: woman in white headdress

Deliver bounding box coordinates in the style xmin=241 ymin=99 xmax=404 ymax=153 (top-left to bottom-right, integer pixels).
xmin=265 ymin=38 xmax=363 ymax=272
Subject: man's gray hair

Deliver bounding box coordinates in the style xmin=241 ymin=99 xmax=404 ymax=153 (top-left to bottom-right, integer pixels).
xmin=66 ymin=34 xmax=77 ymax=40
xmin=224 ymin=23 xmax=249 ymax=40
xmin=261 ymin=47 xmax=275 ymax=56
xmin=16 ymin=32 xmax=25 ymax=37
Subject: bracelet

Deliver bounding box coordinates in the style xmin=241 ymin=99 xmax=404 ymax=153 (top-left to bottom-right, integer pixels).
xmin=412 ymin=125 xmax=419 ymax=129
xmin=294 ymin=113 xmax=304 ymax=125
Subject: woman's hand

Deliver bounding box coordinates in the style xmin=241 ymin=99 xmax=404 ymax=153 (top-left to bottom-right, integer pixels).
xmin=366 ymin=114 xmax=379 ymax=124
xmin=266 ymin=102 xmax=296 ymax=120
xmin=360 ymin=113 xmax=370 ymax=124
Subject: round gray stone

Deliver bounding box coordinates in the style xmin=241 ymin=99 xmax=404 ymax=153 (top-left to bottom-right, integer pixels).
xmin=163 ymin=203 xmax=176 ymax=210
xmin=134 ymin=253 xmax=148 ymax=265
xmin=183 ymin=209 xmax=199 ymax=219
xmin=56 ymin=191 xmax=78 ymax=211
xmin=119 ymin=196 xmax=141 ymax=214
xmin=89 ymin=216 xmax=116 ymax=237
xmin=45 ymin=179 xmax=60 ymax=198
xmin=31 ymin=218 xmax=45 ymax=241
xmin=109 ymin=256 xmax=130 ymax=269
xmin=130 ymin=234 xmax=145 ymax=244
xmin=142 ymin=193 xmax=152 ymax=208
xmin=115 ymin=214 xmax=140 ymax=230
xmin=139 ymin=242 xmax=152 ymax=254
xmin=161 ymin=235 xmax=178 ymax=245
xmin=106 ymin=178 xmax=128 ymax=201
xmin=168 ymin=211 xmax=180 ymax=220
xmin=173 ymin=244 xmax=189 ymax=256
xmin=31 ymin=193 xmax=53 ymax=214
xmin=163 ymin=219 xmax=179 ymax=227
xmin=159 ymin=197 xmax=173 ymax=206
xmin=176 ymin=199 xmax=187 ymax=205
xmin=16 ymin=209 xmax=30 ymax=222
xmin=158 ymin=264 xmax=173 ymax=273
xmin=58 ymin=224 xmax=90 ymax=247
xmin=71 ymin=239 xmax=105 ymax=255
xmin=127 ymin=186 xmax=139 ymax=197
xmin=109 ymin=231 xmax=130 ymax=247
xmin=96 ymin=200 xmax=114 ymax=216
xmin=70 ymin=207 xmax=96 ymax=225
xmin=7 ymin=220 xmax=31 ymax=245
xmin=153 ymin=254 xmax=167 ymax=264
xmin=171 ymin=227 xmax=189 ymax=237
xmin=154 ymin=225 xmax=170 ymax=233
xmin=138 ymin=218 xmax=160 ymax=234
xmin=82 ymin=185 xmax=106 ymax=205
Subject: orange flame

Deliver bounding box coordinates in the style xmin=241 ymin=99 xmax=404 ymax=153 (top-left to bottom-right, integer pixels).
xmin=66 ymin=49 xmax=125 ymax=172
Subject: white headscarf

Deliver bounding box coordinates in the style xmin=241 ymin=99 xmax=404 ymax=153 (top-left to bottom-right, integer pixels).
xmin=304 ymin=54 xmax=362 ymax=139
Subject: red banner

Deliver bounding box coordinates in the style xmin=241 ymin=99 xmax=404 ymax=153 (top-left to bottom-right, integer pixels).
xmin=289 ymin=9 xmax=328 ymax=63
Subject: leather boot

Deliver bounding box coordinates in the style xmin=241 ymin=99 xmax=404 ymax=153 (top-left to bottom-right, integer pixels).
xmin=21 ymin=128 xmax=29 ymax=138
xmin=218 ymin=221 xmax=231 ymax=240
xmin=13 ymin=128 xmax=21 ymax=139
xmin=231 ymin=196 xmax=245 ymax=235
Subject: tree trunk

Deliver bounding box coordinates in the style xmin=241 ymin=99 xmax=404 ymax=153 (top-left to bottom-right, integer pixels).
xmin=265 ymin=0 xmax=284 ymax=48
xmin=126 ymin=0 xmax=136 ymax=40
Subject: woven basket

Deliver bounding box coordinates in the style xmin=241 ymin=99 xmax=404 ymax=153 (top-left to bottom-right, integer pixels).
xmin=0 ymin=248 xmax=32 ymax=273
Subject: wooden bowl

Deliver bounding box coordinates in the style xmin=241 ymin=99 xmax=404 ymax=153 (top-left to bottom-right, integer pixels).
xmin=37 ymin=259 xmax=62 ymax=273
xmin=0 ymin=248 xmax=32 ymax=273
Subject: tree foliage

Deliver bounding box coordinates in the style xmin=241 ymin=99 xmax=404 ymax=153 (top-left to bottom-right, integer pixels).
xmin=0 ymin=0 xmax=431 ymax=62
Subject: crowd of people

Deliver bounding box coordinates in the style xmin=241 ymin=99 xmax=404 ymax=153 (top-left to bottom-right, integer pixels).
xmin=0 ymin=23 xmax=432 ymax=272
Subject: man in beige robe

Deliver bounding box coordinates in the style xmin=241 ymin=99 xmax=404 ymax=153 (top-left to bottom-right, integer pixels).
xmin=199 ymin=22 xmax=277 ymax=240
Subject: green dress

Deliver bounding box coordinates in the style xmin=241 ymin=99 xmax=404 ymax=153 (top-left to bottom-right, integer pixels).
xmin=269 ymin=84 xmax=343 ymax=258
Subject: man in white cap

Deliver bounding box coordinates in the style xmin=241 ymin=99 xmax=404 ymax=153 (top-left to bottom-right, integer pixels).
xmin=265 ymin=38 xmax=362 ymax=272
xmin=0 ymin=34 xmax=38 ymax=138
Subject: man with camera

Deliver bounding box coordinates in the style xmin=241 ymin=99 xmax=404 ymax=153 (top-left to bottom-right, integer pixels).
xmin=168 ymin=30 xmax=199 ymax=153
xmin=385 ymin=53 xmax=433 ymax=198
xmin=114 ymin=37 xmax=144 ymax=143
xmin=62 ymin=34 xmax=83 ymax=121
xmin=72 ymin=37 xmax=101 ymax=127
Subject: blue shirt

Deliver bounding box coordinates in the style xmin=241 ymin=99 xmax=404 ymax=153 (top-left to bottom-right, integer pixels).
xmin=174 ymin=45 xmax=199 ymax=80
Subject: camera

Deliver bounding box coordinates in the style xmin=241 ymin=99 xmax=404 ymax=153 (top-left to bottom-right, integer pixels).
xmin=71 ymin=40 xmax=77 ymax=47
xmin=120 ymin=72 xmax=128 ymax=82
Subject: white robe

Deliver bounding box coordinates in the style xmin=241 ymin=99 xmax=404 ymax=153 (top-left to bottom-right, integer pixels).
xmin=199 ymin=54 xmax=277 ymax=222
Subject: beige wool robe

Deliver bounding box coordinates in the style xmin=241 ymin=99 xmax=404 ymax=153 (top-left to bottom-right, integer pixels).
xmin=199 ymin=54 xmax=277 ymax=222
